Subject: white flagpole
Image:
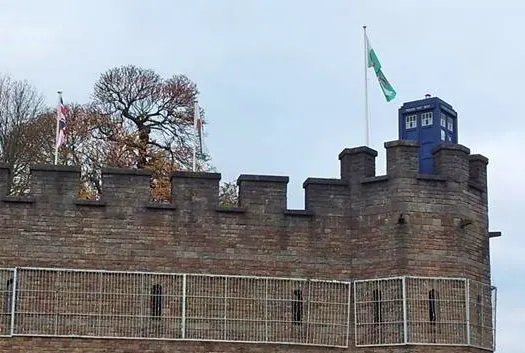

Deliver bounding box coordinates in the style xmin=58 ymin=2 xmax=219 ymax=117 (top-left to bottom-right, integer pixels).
xmin=54 ymin=91 xmax=62 ymax=165
xmin=363 ymin=25 xmax=370 ymax=147
xmin=192 ymin=101 xmax=198 ymax=172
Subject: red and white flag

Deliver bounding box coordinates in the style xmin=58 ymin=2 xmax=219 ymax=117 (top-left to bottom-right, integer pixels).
xmin=56 ymin=93 xmax=67 ymax=148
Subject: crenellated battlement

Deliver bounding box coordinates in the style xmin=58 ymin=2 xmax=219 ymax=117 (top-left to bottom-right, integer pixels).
xmin=0 ymin=140 xmax=490 ymax=216
xmin=0 ymin=138 xmax=498 ymax=353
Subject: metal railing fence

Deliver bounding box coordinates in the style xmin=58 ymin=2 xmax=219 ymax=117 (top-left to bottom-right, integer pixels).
xmin=354 ymin=276 xmax=496 ymax=351
xmin=1 ymin=267 xmax=350 ymax=348
xmin=0 ymin=268 xmax=496 ymax=350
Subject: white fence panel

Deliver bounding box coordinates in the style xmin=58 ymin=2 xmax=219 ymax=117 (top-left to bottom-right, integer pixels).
xmin=405 ymin=276 xmax=468 ymax=345
xmin=0 ymin=268 xmax=16 ymax=337
xmin=354 ymin=277 xmax=405 ymax=346
xmin=355 ymin=275 xmax=495 ymax=350
xmin=0 ymin=267 xmax=496 ymax=350
xmin=13 ymin=268 xmax=184 ymax=339
xmin=3 ymin=267 xmax=350 ymax=348
xmin=469 ymin=279 xmax=496 ymax=351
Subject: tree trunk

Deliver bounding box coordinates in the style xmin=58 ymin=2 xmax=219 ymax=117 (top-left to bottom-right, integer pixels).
xmin=137 ymin=125 xmax=149 ymax=168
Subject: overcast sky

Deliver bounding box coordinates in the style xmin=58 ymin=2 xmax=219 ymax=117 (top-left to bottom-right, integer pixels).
xmin=1 ymin=0 xmax=523 ymax=351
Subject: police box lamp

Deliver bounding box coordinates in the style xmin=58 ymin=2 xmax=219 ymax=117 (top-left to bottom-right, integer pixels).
xmin=398 ymin=94 xmax=458 ymax=174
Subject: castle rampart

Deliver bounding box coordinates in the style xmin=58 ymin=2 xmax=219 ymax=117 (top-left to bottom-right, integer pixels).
xmin=0 ymin=140 xmax=497 ymax=352
xmin=0 ymin=140 xmax=493 ymax=279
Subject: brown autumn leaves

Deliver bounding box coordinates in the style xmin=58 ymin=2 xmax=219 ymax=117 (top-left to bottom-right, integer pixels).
xmin=0 ymin=65 xmax=237 ymax=204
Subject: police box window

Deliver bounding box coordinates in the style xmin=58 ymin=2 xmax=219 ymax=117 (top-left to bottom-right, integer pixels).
xmin=440 ymin=113 xmax=447 ymax=128
xmin=421 ymin=112 xmax=433 ymax=127
xmin=405 ymin=115 xmax=417 ymax=129
xmin=447 ymin=117 xmax=454 ymax=132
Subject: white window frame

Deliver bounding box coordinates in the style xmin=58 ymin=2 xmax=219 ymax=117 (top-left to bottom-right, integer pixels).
xmin=440 ymin=113 xmax=447 ymax=128
xmin=405 ymin=115 xmax=417 ymax=129
xmin=441 ymin=129 xmax=446 ymax=141
xmin=447 ymin=117 xmax=454 ymax=131
xmin=421 ymin=112 xmax=433 ymax=127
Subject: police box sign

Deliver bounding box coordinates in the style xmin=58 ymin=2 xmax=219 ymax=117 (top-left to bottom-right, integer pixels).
xmin=402 ymin=104 xmax=433 ymax=113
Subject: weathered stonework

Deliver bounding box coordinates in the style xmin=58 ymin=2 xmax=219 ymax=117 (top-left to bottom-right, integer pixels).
xmin=0 ymin=140 xmax=497 ymax=352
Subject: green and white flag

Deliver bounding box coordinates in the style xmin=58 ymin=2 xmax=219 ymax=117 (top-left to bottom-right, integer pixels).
xmin=365 ymin=33 xmax=396 ymax=102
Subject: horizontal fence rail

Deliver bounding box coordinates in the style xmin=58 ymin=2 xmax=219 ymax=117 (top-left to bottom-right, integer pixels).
xmin=1 ymin=267 xmax=351 ymax=348
xmin=354 ymin=276 xmax=496 ymax=351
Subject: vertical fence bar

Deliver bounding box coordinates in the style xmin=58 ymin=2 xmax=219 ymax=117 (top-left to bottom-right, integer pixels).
xmin=140 ymin=273 xmax=144 ymax=337
xmin=264 ymin=277 xmax=268 ymax=342
xmin=465 ymin=279 xmax=470 ymax=345
xmin=9 ymin=268 xmax=18 ymax=336
xmin=305 ymin=281 xmax=311 ymax=345
xmin=353 ymin=280 xmax=358 ymax=347
xmin=492 ymin=285 xmax=497 ymax=351
xmin=54 ymin=271 xmax=60 ymax=335
xmin=96 ymin=272 xmax=103 ymax=336
xmin=480 ymin=282 xmax=484 ymax=346
xmin=402 ymin=276 xmax=408 ymax=344
xmin=65 ymin=270 xmax=69 ymax=335
xmin=181 ymin=274 xmax=186 ymax=339
xmin=345 ymin=282 xmax=351 ymax=347
xmin=223 ymin=277 xmax=227 ymax=341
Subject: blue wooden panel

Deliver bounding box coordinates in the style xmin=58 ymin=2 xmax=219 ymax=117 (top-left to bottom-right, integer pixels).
xmin=420 ymin=126 xmax=434 ymax=143
xmin=405 ymin=129 xmax=418 ymax=141
xmin=419 ymin=142 xmax=435 ymax=174
xmin=420 ymin=157 xmax=434 ymax=174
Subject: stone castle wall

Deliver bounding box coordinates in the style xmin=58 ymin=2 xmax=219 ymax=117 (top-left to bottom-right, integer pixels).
xmin=0 ymin=140 xmax=495 ymax=352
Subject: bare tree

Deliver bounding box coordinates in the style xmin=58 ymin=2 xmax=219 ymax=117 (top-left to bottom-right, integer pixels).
xmin=55 ymin=102 xmax=185 ymax=200
xmin=93 ymin=65 xmax=208 ymax=169
xmin=0 ymin=75 xmax=50 ymax=194
xmin=87 ymin=65 xmax=211 ymax=201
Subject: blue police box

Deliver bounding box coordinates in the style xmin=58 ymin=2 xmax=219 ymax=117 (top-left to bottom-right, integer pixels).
xmin=398 ymin=94 xmax=458 ymax=174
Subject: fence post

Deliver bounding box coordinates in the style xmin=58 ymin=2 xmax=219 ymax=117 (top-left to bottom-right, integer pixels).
xmin=402 ymin=276 xmax=408 ymax=344
xmin=181 ymin=274 xmax=186 ymax=339
xmin=10 ymin=268 xmax=18 ymax=336
xmin=492 ymin=285 xmax=497 ymax=351
xmin=265 ymin=278 xmax=268 ymax=342
xmin=345 ymin=282 xmax=351 ymax=347
xmin=465 ymin=279 xmax=470 ymax=345
xmin=223 ymin=277 xmax=228 ymax=340
xmin=353 ymin=281 xmax=358 ymax=346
